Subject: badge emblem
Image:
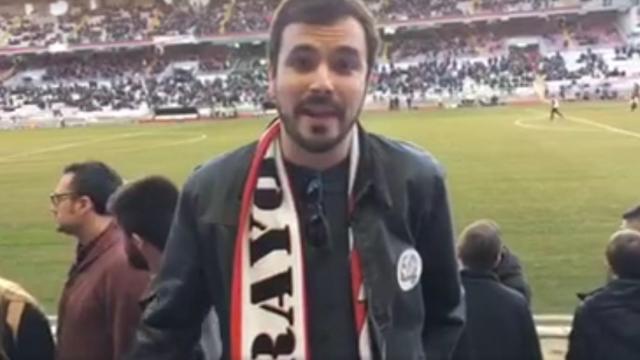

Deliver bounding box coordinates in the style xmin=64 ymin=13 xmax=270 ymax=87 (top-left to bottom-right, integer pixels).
xmin=397 ymin=248 xmax=422 ymax=291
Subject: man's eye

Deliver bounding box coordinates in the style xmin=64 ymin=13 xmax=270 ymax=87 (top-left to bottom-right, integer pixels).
xmin=334 ymin=58 xmax=359 ymax=73
xmin=291 ymin=57 xmax=314 ymax=71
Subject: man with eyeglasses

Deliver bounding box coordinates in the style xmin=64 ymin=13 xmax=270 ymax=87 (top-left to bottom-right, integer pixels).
xmin=50 ymin=161 xmax=148 ymax=360
xmin=129 ymin=0 xmax=464 ymax=359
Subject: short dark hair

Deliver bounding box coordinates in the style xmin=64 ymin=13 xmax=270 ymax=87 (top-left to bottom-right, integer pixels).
xmin=458 ymin=219 xmax=503 ymax=271
xmin=622 ymin=204 xmax=640 ymax=220
xmin=606 ymin=229 xmax=640 ymax=279
xmin=63 ymin=161 xmax=122 ymax=215
xmin=108 ymin=176 xmax=178 ymax=251
xmin=268 ymin=0 xmax=380 ymax=76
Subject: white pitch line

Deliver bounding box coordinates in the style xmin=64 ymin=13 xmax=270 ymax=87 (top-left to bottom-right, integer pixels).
xmin=514 ymin=118 xmax=598 ymax=132
xmin=0 ymin=131 xmax=155 ymax=163
xmin=566 ymin=116 xmax=640 ymax=140
xmin=0 ymin=132 xmax=208 ymax=166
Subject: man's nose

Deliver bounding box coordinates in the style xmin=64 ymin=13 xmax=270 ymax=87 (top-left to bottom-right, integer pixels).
xmin=309 ymin=64 xmax=335 ymax=96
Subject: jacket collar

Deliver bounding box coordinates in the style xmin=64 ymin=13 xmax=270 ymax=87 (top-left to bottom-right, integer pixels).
xmin=243 ymin=123 xmax=394 ymax=210
xmin=461 ymin=268 xmax=500 ymax=281
xmin=69 ymin=221 xmax=121 ymax=278
xmin=352 ymin=124 xmax=393 ymax=210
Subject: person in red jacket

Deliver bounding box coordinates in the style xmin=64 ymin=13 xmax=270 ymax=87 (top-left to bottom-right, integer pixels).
xmin=50 ymin=161 xmax=149 ymax=360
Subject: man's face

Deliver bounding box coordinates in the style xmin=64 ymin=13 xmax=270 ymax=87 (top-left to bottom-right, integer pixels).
xmin=269 ymin=17 xmax=369 ymax=153
xmin=50 ymin=173 xmax=84 ymax=235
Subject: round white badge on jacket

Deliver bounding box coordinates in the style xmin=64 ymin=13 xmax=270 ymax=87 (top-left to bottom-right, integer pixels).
xmin=397 ymin=248 xmax=422 ymax=291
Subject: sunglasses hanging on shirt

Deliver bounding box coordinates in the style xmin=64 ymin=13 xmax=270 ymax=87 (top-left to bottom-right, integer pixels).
xmin=303 ymin=175 xmax=331 ymax=250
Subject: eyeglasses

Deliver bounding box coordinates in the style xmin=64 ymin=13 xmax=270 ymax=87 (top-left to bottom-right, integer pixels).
xmin=304 ymin=176 xmax=330 ymax=249
xmin=49 ymin=192 xmax=76 ymax=206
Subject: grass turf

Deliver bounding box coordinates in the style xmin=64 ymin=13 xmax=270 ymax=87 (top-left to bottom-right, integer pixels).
xmin=0 ymin=101 xmax=638 ymax=314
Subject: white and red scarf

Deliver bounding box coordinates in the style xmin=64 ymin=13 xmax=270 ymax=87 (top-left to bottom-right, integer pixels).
xmin=230 ymin=120 xmax=371 ymax=359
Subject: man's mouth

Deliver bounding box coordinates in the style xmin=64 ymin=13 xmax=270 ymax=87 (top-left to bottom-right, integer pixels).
xmin=299 ymin=104 xmax=340 ymax=120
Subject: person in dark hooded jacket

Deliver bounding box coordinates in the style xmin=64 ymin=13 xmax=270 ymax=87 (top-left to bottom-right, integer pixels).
xmin=452 ymin=220 xmax=541 ymax=360
xmin=566 ymin=229 xmax=640 ymax=360
xmin=494 ymin=245 xmax=532 ymax=304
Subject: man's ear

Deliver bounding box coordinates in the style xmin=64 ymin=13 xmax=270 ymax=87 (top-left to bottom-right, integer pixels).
xmin=493 ymin=250 xmax=503 ymax=269
xmin=75 ymin=195 xmax=93 ymax=215
xmin=268 ymin=64 xmax=276 ymax=100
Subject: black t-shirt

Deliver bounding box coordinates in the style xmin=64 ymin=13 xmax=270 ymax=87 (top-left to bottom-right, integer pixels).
xmin=285 ymin=158 xmax=359 ymax=359
xmin=1 ymin=301 xmax=55 ymax=360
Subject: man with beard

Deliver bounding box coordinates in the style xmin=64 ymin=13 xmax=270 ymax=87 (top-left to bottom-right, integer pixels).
xmin=108 ymin=176 xmax=221 ymax=360
xmin=50 ymin=161 xmax=148 ymax=360
xmin=127 ymin=0 xmax=464 ymax=359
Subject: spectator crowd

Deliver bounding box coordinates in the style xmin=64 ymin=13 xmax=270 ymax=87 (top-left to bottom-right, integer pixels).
xmin=3 ymin=159 xmax=640 ymax=360
xmin=0 ymin=39 xmax=632 ymax=113
xmin=0 ymin=47 xmax=268 ymax=112
xmin=0 ymin=0 xmax=584 ymax=48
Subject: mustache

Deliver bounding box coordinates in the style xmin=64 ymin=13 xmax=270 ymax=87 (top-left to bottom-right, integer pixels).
xmin=294 ymin=94 xmax=345 ymax=118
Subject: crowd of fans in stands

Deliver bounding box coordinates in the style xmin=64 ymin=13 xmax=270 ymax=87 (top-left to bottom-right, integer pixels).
xmin=0 ymin=36 xmax=633 ymax=113
xmin=40 ymin=52 xmax=151 ymax=81
xmin=0 ymin=0 xmax=584 ymax=48
xmin=0 ymin=2 xmax=226 ymax=48
xmin=0 ymin=2 xmax=632 ymax=113
xmin=540 ymin=48 xmax=626 ymax=81
xmin=0 ymin=56 xmax=268 ymax=112
xmin=388 ymin=36 xmax=479 ymax=61
xmin=373 ymin=51 xmax=536 ymax=99
xmin=226 ymin=0 xmax=276 ymax=33
xmin=614 ymin=44 xmax=640 ymax=60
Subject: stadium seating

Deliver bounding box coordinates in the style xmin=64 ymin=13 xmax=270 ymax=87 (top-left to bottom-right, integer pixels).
xmin=0 ymin=0 xmax=590 ymax=47
xmin=0 ymin=0 xmax=636 ymax=118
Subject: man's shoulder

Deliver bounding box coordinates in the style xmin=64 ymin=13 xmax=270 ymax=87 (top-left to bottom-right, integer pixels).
xmin=578 ymin=281 xmax=633 ymax=311
xmin=573 ymin=285 xmax=615 ymax=323
xmin=365 ymin=132 xmax=444 ymax=179
xmin=498 ymin=282 xmax=529 ymax=306
xmin=101 ymin=241 xmax=149 ymax=286
xmin=0 ymin=277 xmax=34 ymax=303
xmin=464 ymin=274 xmax=528 ymax=307
xmin=489 ymin=281 xmax=530 ymax=316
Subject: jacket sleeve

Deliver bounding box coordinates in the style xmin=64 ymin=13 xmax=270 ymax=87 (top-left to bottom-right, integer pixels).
xmin=520 ymin=302 xmax=543 ymax=360
xmin=566 ymin=305 xmax=591 ymax=360
xmin=126 ymin=180 xmax=212 ymax=360
xmin=416 ymin=171 xmax=465 ymax=360
xmin=105 ymin=258 xmax=149 ymax=359
xmin=14 ymin=302 xmax=55 ymax=360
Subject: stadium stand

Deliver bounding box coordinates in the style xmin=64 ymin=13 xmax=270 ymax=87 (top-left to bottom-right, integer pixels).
xmin=0 ymin=0 xmax=637 ymax=127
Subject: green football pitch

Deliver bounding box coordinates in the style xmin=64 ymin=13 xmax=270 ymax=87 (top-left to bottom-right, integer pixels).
xmin=1 ymin=102 xmax=638 ymax=314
